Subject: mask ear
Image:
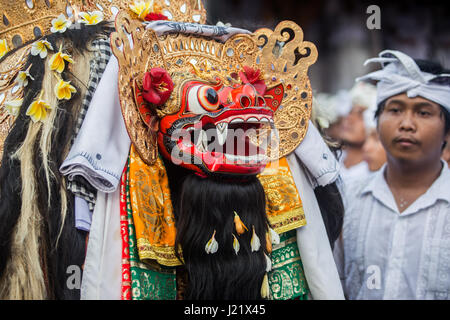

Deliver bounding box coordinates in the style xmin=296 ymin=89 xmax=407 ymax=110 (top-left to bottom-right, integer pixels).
xmin=134 ymin=78 xmax=155 ymax=126
xmin=264 ymin=83 xmax=284 ymax=112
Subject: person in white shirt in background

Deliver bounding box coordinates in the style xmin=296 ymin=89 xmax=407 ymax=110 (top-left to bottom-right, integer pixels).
xmin=323 ymin=83 xmax=377 ymax=184
xmin=362 ymin=97 xmax=387 ymax=173
xmin=334 ymin=50 xmax=450 ymax=300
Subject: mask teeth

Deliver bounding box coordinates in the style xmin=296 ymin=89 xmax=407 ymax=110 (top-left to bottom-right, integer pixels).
xmin=216 ymin=122 xmax=228 ymax=145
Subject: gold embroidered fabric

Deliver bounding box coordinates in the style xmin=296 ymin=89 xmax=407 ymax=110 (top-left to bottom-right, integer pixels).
xmin=128 ymin=144 xmax=181 ymax=267
xmin=128 ymin=148 xmax=305 ymax=266
xmin=258 ymin=157 xmax=306 ymax=234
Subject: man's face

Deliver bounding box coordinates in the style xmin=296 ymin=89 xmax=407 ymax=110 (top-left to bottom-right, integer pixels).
xmin=339 ymin=105 xmax=367 ymax=146
xmin=377 ymin=93 xmax=448 ymax=165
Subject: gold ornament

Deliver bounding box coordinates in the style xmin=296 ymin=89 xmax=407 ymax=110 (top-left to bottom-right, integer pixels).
xmin=253 ymin=22 xmax=318 ymax=159
xmin=111 ymin=10 xmax=317 ymax=165
xmin=0 ymin=0 xmax=206 ymax=54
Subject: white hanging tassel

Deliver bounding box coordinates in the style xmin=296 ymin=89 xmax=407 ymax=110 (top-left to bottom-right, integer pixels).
xmin=250 ymin=225 xmax=261 ymax=252
xmin=269 ymin=227 xmax=280 ymax=245
xmin=261 ymin=273 xmax=270 ymax=299
xmin=265 ymin=254 xmax=272 ymax=272
xmin=232 ymin=234 xmax=240 ymax=255
xmin=205 ymin=230 xmax=219 ymax=254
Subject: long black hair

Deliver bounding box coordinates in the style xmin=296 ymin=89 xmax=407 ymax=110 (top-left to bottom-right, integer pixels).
xmin=0 ymin=22 xmax=111 ymax=299
xmin=164 ymin=159 xmax=269 ymax=300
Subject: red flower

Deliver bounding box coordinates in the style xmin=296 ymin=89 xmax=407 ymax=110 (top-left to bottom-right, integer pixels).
xmin=144 ymin=12 xmax=168 ymax=21
xmin=142 ymin=68 xmax=174 ymax=106
xmin=239 ymin=66 xmax=267 ymax=95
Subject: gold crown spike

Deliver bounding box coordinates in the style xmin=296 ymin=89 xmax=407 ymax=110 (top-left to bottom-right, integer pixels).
xmin=254 ymin=22 xmax=318 ymax=159
xmin=111 ymin=10 xmax=317 ymax=165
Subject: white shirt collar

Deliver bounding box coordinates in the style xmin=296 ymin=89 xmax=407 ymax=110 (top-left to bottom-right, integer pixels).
xmin=361 ymin=160 xmax=450 ymax=215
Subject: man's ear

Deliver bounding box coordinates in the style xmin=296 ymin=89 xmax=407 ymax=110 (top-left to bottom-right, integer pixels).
xmin=443 ymin=132 xmax=450 ymax=150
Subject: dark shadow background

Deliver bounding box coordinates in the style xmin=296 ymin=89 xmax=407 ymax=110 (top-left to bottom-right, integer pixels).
xmin=205 ymin=0 xmax=450 ymax=94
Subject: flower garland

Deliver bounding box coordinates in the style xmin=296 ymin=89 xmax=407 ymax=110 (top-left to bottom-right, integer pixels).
xmin=2 ymin=10 xmax=104 ymax=122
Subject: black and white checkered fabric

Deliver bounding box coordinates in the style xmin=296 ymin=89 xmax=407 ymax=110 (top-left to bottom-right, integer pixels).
xmin=67 ymin=36 xmax=112 ymax=211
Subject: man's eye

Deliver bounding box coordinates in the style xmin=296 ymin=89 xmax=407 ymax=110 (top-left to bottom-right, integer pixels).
xmin=418 ymin=110 xmax=431 ymax=116
xmin=388 ymin=108 xmax=400 ymax=113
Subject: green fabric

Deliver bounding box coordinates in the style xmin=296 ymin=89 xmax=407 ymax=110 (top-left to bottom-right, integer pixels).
xmin=268 ymin=230 xmax=309 ymax=300
xmin=126 ymin=163 xmax=177 ymax=300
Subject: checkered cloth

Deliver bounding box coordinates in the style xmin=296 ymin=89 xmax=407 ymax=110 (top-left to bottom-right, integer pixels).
xmin=67 ymin=36 xmax=112 ymax=211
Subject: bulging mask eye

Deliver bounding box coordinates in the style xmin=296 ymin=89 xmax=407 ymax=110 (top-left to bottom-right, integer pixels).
xmin=187 ymin=85 xmax=220 ymax=114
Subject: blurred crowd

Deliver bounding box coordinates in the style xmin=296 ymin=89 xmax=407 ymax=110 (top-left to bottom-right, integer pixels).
xmin=312 ymin=82 xmax=450 ymax=184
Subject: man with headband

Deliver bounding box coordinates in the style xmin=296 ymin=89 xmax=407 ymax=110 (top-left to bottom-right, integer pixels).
xmin=334 ymin=50 xmax=450 ymax=299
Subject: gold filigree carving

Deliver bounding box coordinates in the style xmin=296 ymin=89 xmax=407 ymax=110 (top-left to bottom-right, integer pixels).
xmin=253 ymin=21 xmax=318 ymax=159
xmin=111 ymin=11 xmax=318 ymax=165
xmin=0 ymin=0 xmax=206 ymax=55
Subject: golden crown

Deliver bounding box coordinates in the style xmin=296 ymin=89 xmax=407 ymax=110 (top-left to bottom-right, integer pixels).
xmin=0 ymin=0 xmax=206 ymax=53
xmin=111 ymin=10 xmax=318 ymax=165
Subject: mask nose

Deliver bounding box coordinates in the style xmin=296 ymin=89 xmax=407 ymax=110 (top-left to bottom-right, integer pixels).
xmin=218 ymin=84 xmax=267 ymax=109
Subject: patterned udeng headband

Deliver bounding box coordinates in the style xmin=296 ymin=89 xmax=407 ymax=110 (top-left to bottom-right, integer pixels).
xmin=356 ymin=50 xmax=450 ymax=112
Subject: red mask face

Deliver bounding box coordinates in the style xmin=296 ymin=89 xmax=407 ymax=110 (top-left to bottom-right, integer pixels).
xmin=157 ymin=78 xmax=283 ymax=176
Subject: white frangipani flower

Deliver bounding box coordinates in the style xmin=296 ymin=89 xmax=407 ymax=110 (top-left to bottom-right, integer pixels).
xmin=51 ymin=14 xmax=72 ymax=33
xmin=4 ymin=98 xmax=23 ymax=116
xmin=31 ymin=40 xmax=53 ymax=59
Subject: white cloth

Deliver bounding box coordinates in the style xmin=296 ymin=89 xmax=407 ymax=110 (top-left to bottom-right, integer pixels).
xmin=74 ymin=196 xmax=93 ymax=232
xmin=338 ymin=154 xmax=371 ymax=193
xmin=356 ymin=50 xmax=450 ymax=112
xmin=287 ymin=152 xmax=345 ymax=300
xmin=335 ymin=161 xmax=450 ymax=299
xmin=145 ymin=20 xmax=251 ymax=42
xmin=294 ymin=121 xmax=340 ymax=188
xmin=80 ymin=189 xmax=122 ymax=300
xmin=59 ymin=56 xmax=130 ymax=193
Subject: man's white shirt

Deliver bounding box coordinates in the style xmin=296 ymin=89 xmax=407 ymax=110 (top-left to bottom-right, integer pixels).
xmin=334 ymin=161 xmax=450 ymax=299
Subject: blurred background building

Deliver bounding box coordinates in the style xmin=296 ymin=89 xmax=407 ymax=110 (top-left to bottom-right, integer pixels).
xmin=204 ymin=0 xmax=450 ymax=95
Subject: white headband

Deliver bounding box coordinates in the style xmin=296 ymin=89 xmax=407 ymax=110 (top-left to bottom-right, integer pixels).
xmin=356 ymin=50 xmax=450 ymax=113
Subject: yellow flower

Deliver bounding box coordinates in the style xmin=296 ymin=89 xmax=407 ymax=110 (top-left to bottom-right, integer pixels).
xmin=129 ymin=0 xmax=155 ymax=19
xmin=49 ymin=49 xmax=74 ymax=73
xmin=26 ymin=97 xmax=52 ymax=123
xmin=51 ymin=14 xmax=72 ymax=33
xmin=4 ymin=98 xmax=23 ymax=117
xmin=55 ymin=79 xmax=76 ymax=100
xmin=16 ymin=69 xmax=35 ymax=87
xmin=0 ymin=39 xmax=9 ymax=59
xmin=31 ymin=40 xmax=53 ymax=59
xmin=78 ymin=11 xmax=104 ymax=25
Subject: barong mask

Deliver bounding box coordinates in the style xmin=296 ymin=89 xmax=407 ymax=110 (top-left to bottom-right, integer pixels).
xmin=111 ymin=9 xmax=317 ymax=176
